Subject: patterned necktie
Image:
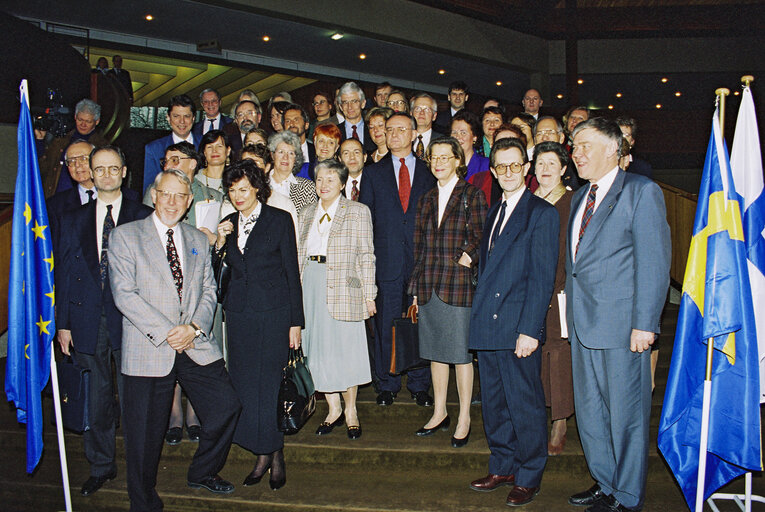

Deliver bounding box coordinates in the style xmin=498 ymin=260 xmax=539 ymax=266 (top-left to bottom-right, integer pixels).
xmin=576 ymin=184 xmax=599 ymax=255
xmin=415 ymin=135 xmax=424 ymax=158
xmin=489 ymin=200 xmax=507 ymax=254
xmin=351 ymin=179 xmax=359 ymax=201
xmin=100 ymin=204 xmax=115 ymax=286
xmin=398 ymin=158 xmax=411 ymax=213
xmin=352 ymin=125 xmax=360 ymax=141
xmin=166 ymin=228 xmax=183 ymax=300
xmin=86 ymin=190 xmax=95 ymax=204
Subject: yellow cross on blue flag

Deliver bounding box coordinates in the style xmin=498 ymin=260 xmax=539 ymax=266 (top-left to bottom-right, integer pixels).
xmin=4 ymin=80 xmax=56 ymax=473
xmin=657 ymin=106 xmax=761 ymax=510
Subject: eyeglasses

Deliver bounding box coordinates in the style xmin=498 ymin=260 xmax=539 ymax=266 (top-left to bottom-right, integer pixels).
xmin=494 ymin=162 xmax=525 ymax=175
xmin=93 ymin=165 xmax=122 ymax=176
xmin=274 ymin=149 xmax=296 ymax=157
xmin=536 ymin=129 xmax=560 ymax=137
xmin=160 ymin=156 xmax=193 ymax=167
xmin=387 ymin=100 xmax=406 ymax=108
xmin=201 ymin=99 xmax=220 ymax=106
xmin=65 ymin=155 xmax=90 ymax=166
xmin=236 ymin=110 xmax=259 ymax=120
xmin=154 ymin=189 xmax=191 ymax=202
xmin=412 ymin=106 xmax=433 ymax=114
xmin=429 ymin=155 xmax=455 ymax=165
xmin=339 ymin=99 xmax=361 ymax=107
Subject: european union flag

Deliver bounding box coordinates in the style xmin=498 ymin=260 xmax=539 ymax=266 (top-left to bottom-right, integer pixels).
xmin=657 ymin=108 xmax=761 ymax=510
xmin=4 ymin=80 xmax=56 ymax=473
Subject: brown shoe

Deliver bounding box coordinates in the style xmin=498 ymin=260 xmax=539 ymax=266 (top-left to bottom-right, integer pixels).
xmin=470 ymin=473 xmax=515 ymax=492
xmin=506 ymin=485 xmax=539 ymax=506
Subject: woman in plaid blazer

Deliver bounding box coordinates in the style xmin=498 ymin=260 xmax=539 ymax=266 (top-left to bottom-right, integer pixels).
xmin=408 ymin=137 xmax=487 ymax=447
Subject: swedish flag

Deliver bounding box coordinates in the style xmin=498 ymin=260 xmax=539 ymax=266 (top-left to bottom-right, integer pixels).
xmin=657 ymin=108 xmax=761 ymax=509
xmin=4 ymin=80 xmax=56 ymax=473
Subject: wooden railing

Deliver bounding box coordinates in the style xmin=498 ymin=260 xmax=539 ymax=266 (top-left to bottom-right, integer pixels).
xmin=658 ymin=181 xmax=698 ymax=284
xmin=0 ymin=205 xmax=13 ymax=333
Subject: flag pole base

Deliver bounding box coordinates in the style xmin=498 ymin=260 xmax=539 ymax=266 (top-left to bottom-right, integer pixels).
xmin=708 ymin=473 xmax=765 ymax=512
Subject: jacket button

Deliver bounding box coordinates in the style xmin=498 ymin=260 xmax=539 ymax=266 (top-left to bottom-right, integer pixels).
xmin=572 ymin=273 xmax=577 ymax=278
xmin=492 ymin=314 xmax=498 ymax=320
xmin=495 ymin=292 xmax=500 ymax=298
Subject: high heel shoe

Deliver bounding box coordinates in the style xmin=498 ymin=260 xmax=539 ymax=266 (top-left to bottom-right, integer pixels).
xmin=243 ymin=455 xmax=272 ymax=486
xmin=415 ymin=415 xmax=450 ymax=436
xmin=315 ymin=414 xmax=345 ymax=435
xmin=269 ymin=450 xmax=286 ymax=490
xmin=451 ymin=427 xmax=471 ymax=448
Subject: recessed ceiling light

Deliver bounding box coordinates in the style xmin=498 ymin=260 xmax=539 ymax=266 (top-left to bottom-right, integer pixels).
xmin=734 ymin=90 xmax=741 ymax=96
xmin=655 ymin=104 xmax=663 ymax=109
xmin=359 ymin=53 xmax=366 ymax=60
xmin=438 ymin=69 xmax=445 ymax=75
xmin=496 ymin=81 xmax=503 ymax=86
xmin=556 ymin=94 xmax=563 ymax=99
xmin=144 ymin=14 xmax=154 ymax=21
xmin=608 ymin=105 xmax=614 ymax=110
xmin=262 ymin=35 xmax=270 ymax=42
xmin=675 ymin=91 xmax=682 ymax=97
xmin=577 ymin=79 xmax=584 ymax=84
xmin=331 ymin=32 xmax=344 ymax=40
xmin=615 ymin=93 xmax=622 ymax=98
xmin=661 ymin=77 xmax=668 ymax=83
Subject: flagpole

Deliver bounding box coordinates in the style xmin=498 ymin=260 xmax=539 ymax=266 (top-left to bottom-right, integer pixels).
xmin=49 ymin=349 xmax=73 ymax=512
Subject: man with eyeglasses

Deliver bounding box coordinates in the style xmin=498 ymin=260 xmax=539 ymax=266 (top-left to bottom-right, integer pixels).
xmin=468 ymin=137 xmax=558 ymax=507
xmin=223 ymin=99 xmax=263 ymax=160
xmin=337 ymin=82 xmax=376 ymax=153
xmin=533 ymin=116 xmax=565 ymax=145
xmin=110 ymin=168 xmax=242 ymax=510
xmin=38 ymin=98 xmax=109 ymax=196
xmin=522 ymin=89 xmax=543 ymax=120
xmin=144 ymin=94 xmax=199 ymax=193
xmin=359 ymin=113 xmax=436 ymax=408
xmin=192 ymin=88 xmax=233 ymax=140
xmin=55 ymin=145 xmax=153 ymax=497
xmin=410 ymin=93 xmax=443 ymax=159
xmin=434 ymin=80 xmax=469 ymax=135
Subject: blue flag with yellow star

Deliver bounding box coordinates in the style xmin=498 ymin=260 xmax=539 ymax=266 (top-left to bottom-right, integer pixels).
xmin=657 ymin=107 xmax=761 ymax=510
xmin=5 ymin=80 xmax=56 ymax=473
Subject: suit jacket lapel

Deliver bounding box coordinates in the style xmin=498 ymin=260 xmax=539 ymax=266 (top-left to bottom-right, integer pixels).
xmin=299 ymin=202 xmax=318 ymax=260
xmin=327 ymin=196 xmax=348 ymax=249
xmin=568 ymin=186 xmax=587 ymax=264
xmin=243 ymin=204 xmax=270 ymax=253
xmin=482 ymin=190 xmax=531 ymax=277
xmin=576 ymin=170 xmax=625 ymax=257
xmin=83 ymin=203 xmax=101 ymax=285
xmin=180 ymin=224 xmax=199 ymax=306
xmin=438 ymin=180 xmax=464 ymax=230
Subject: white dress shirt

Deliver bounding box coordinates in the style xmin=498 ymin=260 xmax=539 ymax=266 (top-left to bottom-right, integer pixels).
xmin=202 ymin=114 xmax=222 ymax=134
xmin=437 ymin=174 xmax=459 ymax=227
xmin=237 ymin=202 xmax=262 ymax=253
xmin=306 ymin=196 xmax=340 ymax=257
xmin=488 ymin=186 xmax=526 ymax=245
xmin=571 ymin=165 xmax=620 ymax=261
xmin=344 ymin=172 xmax=363 ymax=200
xmin=96 ymin=194 xmax=123 ymax=257
xmin=78 ymin=184 xmax=97 ymax=205
xmin=270 ymin=172 xmax=298 ymax=199
xmin=153 ymin=213 xmax=185 ymax=275
xmin=300 ymin=140 xmax=310 ymax=163
xmin=172 ymin=132 xmax=194 ymax=145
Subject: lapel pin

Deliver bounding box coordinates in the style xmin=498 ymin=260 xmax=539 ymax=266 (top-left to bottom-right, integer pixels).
xmin=192 ymin=248 xmax=198 ymax=255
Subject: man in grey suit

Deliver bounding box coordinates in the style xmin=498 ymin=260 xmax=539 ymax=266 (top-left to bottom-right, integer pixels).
xmin=565 ymin=118 xmax=670 ymax=512
xmin=110 ymin=169 xmax=241 ymax=511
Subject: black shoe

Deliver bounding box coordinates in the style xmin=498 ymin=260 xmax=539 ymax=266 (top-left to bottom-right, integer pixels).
xmin=586 ymin=494 xmax=637 ymax=512
xmin=243 ymin=455 xmax=272 ymax=486
xmin=269 ymin=450 xmax=286 ymax=490
xmin=315 ymin=415 xmax=344 ymax=435
xmin=376 ymin=391 xmax=396 ymax=406
xmin=569 ymin=484 xmax=606 ymax=506
xmin=471 ymin=392 xmax=482 ymax=405
xmin=416 ymin=415 xmax=450 ymax=436
xmin=164 ymin=427 xmax=183 ymax=445
xmin=80 ymin=471 xmax=116 ymax=496
xmin=451 ymin=427 xmax=471 ymax=448
xmin=187 ymin=474 xmax=235 ymax=494
xmin=347 ymin=425 xmax=362 ymax=439
xmin=187 ymin=424 xmax=202 ymax=442
xmin=411 ymin=391 xmax=433 ymax=407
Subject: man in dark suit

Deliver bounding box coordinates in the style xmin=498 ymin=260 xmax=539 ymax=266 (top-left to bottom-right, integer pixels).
xmin=566 ymin=118 xmax=670 ymax=512
xmin=339 ymin=138 xmax=366 ymax=201
xmin=410 ymin=93 xmax=443 ymax=159
xmin=468 ymin=138 xmax=558 ymax=507
xmin=337 ymin=82 xmax=376 ymax=153
xmin=192 ymin=88 xmax=233 ymax=141
xmin=434 ymin=80 xmax=469 ymax=135
xmin=143 ymin=95 xmax=199 ymax=193
xmin=283 ymin=103 xmax=316 ymax=172
xmin=109 ymin=55 xmax=133 ymax=103
xmin=359 ymin=113 xmax=435 ymax=407
xmin=225 ymin=99 xmax=262 ymax=160
xmin=55 ymin=145 xmax=153 ymax=497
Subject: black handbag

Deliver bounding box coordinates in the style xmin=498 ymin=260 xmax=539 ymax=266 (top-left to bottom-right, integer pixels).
xmin=53 ymin=353 xmax=90 ymax=434
xmin=277 ymin=347 xmax=316 ymax=435
xmin=390 ymin=305 xmax=428 ymax=375
xmin=213 ymin=244 xmax=230 ymax=303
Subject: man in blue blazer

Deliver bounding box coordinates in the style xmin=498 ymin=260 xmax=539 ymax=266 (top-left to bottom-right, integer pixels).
xmin=144 ymin=95 xmax=199 ymax=193
xmin=468 ymin=138 xmax=558 ymax=507
xmin=566 ymin=118 xmax=670 ymax=512
xmin=55 ymin=145 xmax=153 ymax=497
xmin=359 ymin=113 xmax=436 ymax=407
xmin=192 ymin=88 xmax=233 ymax=141
xmin=337 ymin=82 xmax=377 ymax=153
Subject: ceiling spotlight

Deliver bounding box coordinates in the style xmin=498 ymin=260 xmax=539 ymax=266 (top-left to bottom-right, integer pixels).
xmin=577 ymin=79 xmax=584 ymax=84
xmin=675 ymin=91 xmax=682 ymax=97
xmin=615 ymin=92 xmax=622 ymax=98
xmin=656 ymin=104 xmax=663 ymax=109
xmin=438 ymin=69 xmax=445 ymax=75
xmin=661 ymin=77 xmax=668 ymax=83
xmin=734 ymin=91 xmax=741 ymax=96
xmin=331 ymin=32 xmax=344 ymax=40
xmin=144 ymin=14 xmax=154 ymax=21
xmin=608 ymin=105 xmax=614 ymax=110
xmin=556 ymin=94 xmax=563 ymax=99
xmin=262 ymin=35 xmax=270 ymax=42
xmin=359 ymin=53 xmax=366 ymax=60
xmin=496 ymin=81 xmax=503 ymax=86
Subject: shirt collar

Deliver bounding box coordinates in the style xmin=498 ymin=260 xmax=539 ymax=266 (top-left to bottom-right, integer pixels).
xmin=172 ymin=132 xmax=194 ymax=145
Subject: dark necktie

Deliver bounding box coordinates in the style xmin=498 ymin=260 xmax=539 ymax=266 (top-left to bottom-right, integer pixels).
xmin=208 ymin=119 xmax=214 ymax=133
xmin=86 ymin=190 xmax=95 ymax=204
xmin=166 ymin=228 xmax=183 ymax=300
xmin=576 ymin=184 xmax=599 ymax=255
xmin=100 ymin=204 xmax=115 ymax=286
xmin=489 ymin=200 xmax=507 ymax=254
xmin=415 ymin=135 xmax=424 ymax=158
xmin=352 ymin=125 xmax=360 ymax=141
xmin=351 ymin=179 xmax=359 ymax=201
xmin=398 ymin=158 xmax=411 ymax=213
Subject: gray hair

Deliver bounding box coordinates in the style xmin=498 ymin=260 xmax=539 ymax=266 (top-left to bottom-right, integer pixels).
xmin=388 ymin=112 xmax=417 ymax=131
xmin=409 ymin=92 xmax=437 ymax=111
xmin=199 ymin=88 xmax=221 ymax=101
xmin=274 ymin=91 xmax=292 ymax=102
xmin=533 ymin=116 xmax=563 ymax=137
xmin=153 ymin=168 xmax=192 ymax=194
xmin=75 ymin=99 xmax=101 ymax=121
xmin=267 ymin=131 xmax=304 ymax=175
xmin=336 ymin=82 xmax=366 ymax=104
xmin=571 ymin=117 xmax=623 ymax=155
xmin=314 ymin=158 xmax=349 ymax=187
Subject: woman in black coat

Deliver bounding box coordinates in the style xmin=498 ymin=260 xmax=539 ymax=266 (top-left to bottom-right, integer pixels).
xmin=213 ymin=160 xmax=304 ymax=490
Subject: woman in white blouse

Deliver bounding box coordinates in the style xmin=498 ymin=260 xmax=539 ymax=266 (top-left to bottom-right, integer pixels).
xmin=297 ymin=159 xmax=376 ymax=440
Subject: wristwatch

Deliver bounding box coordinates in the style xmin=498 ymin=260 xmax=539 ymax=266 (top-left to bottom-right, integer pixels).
xmin=190 ymin=321 xmax=205 ymax=338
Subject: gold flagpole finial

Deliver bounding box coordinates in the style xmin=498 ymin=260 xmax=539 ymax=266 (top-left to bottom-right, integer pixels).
xmin=741 ymin=75 xmax=754 ymax=87
xmin=715 ymin=88 xmax=730 ymax=138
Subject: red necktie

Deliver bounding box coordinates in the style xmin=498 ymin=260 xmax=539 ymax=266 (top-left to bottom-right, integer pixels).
xmin=576 ymin=184 xmax=598 ymax=255
xmin=398 ymin=158 xmax=411 ymax=213
xmin=351 ymin=179 xmax=359 ymax=201
xmin=352 ymin=125 xmax=360 ymax=141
